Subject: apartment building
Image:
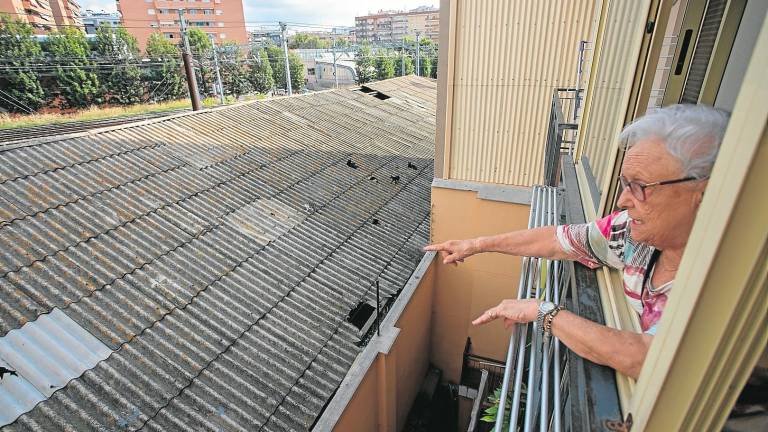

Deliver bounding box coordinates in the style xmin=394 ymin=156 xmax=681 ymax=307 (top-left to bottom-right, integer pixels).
xmin=355 ymin=6 xmax=439 ymax=44
xmin=117 ymin=0 xmax=248 ymax=52
xmin=81 ymin=9 xmax=120 ymax=35
xmin=0 ymin=0 xmax=82 ymax=34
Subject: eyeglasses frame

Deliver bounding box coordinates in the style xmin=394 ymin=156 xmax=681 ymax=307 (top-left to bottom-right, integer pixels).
xmin=619 ymin=175 xmax=705 ymax=201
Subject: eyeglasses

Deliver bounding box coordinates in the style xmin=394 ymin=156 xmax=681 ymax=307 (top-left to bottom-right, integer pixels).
xmin=619 ymin=175 xmax=702 ymax=201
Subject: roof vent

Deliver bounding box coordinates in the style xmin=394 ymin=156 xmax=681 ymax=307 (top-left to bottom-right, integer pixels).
xmin=346 ymin=302 xmax=375 ymax=330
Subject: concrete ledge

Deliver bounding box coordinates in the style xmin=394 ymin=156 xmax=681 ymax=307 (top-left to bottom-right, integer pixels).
xmin=431 ymin=178 xmax=532 ymax=205
xmin=312 ymin=251 xmax=437 ymax=432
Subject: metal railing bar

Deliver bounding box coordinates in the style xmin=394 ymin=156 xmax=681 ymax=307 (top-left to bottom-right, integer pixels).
xmin=523 ymin=186 xmax=548 ymax=431
xmin=495 ymin=186 xmax=541 ymax=432
xmin=553 ymin=188 xmax=563 ymax=432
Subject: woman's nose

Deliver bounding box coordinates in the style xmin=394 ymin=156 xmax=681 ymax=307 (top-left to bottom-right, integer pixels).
xmin=616 ymin=185 xmax=634 ymax=209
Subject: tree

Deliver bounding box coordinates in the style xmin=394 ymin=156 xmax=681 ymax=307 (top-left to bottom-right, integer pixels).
xmin=218 ymin=41 xmax=251 ymax=98
xmin=376 ymin=50 xmax=396 ymax=80
xmin=289 ymin=33 xmax=329 ymax=49
xmin=186 ymin=28 xmax=214 ymax=96
xmin=355 ymin=43 xmax=377 ymax=85
xmin=47 ymin=27 xmax=100 ymax=108
xmin=0 ymin=14 xmax=45 ymax=112
xmin=397 ymin=53 xmax=414 ymax=76
xmin=248 ymin=48 xmax=274 ymax=94
xmin=265 ymin=45 xmax=304 ymax=92
xmin=145 ymin=33 xmax=185 ymax=102
xmin=421 ymin=55 xmax=433 ymax=79
xmin=95 ymin=24 xmax=143 ymax=105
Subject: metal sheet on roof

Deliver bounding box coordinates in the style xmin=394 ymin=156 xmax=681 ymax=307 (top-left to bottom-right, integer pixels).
xmin=0 ymin=308 xmax=112 ymax=425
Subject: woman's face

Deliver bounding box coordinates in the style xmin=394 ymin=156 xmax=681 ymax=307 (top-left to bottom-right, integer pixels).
xmin=616 ymin=138 xmax=706 ymax=250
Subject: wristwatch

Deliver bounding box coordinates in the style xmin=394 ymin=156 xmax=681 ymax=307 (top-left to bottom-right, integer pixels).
xmin=537 ymin=301 xmax=565 ymax=337
xmin=537 ymin=301 xmax=556 ymax=333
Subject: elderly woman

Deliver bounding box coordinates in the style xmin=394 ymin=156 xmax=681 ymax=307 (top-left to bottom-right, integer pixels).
xmin=425 ymin=104 xmax=729 ymax=380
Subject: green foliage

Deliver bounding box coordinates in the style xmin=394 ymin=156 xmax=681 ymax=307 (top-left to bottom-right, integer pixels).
xmin=333 ymin=38 xmax=351 ymax=49
xmin=398 ymin=53 xmax=415 ymax=76
xmin=355 ymin=43 xmax=377 ymax=85
xmin=480 ymin=387 xmax=512 ymax=430
xmin=217 ymin=41 xmax=252 ymax=97
xmin=376 ymin=50 xmax=396 ymax=80
xmin=95 ymin=24 xmax=138 ymax=58
xmin=479 ymin=385 xmax=527 ymax=430
xmin=289 ymin=33 xmax=329 ymax=49
xmin=421 ymin=55 xmax=434 ymax=79
xmin=0 ymin=14 xmax=46 ymax=112
xmin=186 ymin=28 xmax=213 ymax=55
xmin=145 ymin=33 xmax=185 ymax=102
xmin=248 ymin=48 xmax=274 ymax=93
xmin=186 ymin=29 xmax=215 ymax=96
xmin=95 ymin=24 xmax=142 ymax=105
xmin=47 ymin=27 xmax=100 ymax=108
xmin=265 ymin=45 xmax=304 ymax=92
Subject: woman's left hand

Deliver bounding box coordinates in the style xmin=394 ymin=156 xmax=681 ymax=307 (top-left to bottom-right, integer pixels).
xmin=472 ymin=298 xmax=541 ymax=328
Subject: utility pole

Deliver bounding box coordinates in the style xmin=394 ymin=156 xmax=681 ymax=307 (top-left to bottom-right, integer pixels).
xmin=415 ymin=31 xmax=421 ymax=77
xmin=332 ymin=31 xmax=338 ymax=88
xmin=178 ymin=9 xmax=201 ymax=111
xmin=401 ymin=37 xmax=405 ymax=76
xmin=209 ymin=34 xmax=225 ymax=105
xmin=279 ymin=22 xmax=292 ymax=95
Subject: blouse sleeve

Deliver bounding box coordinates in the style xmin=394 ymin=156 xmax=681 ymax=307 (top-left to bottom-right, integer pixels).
xmin=555 ymin=210 xmax=629 ymax=270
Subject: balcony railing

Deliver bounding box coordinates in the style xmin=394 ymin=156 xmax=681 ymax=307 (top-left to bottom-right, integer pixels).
xmin=492 ymin=185 xmax=569 ymax=432
xmin=486 ymin=163 xmax=623 ymax=431
xmin=543 ymin=88 xmax=581 ymax=186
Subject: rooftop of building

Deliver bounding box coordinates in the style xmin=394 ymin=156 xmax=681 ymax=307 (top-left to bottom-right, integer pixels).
xmin=0 ymin=75 xmax=437 ymax=430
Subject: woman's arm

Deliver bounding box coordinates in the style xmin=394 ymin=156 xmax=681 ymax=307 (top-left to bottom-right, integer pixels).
xmin=473 ymin=299 xmax=652 ymax=379
xmin=424 ymin=226 xmax=575 ymax=265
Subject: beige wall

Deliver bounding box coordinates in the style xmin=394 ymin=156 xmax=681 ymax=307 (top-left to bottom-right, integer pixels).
xmin=332 ymin=261 xmax=436 ymax=432
xmin=576 ymin=0 xmax=652 ymax=196
xmin=429 ymin=186 xmax=530 ymax=382
xmin=436 ymin=0 xmax=595 ymax=185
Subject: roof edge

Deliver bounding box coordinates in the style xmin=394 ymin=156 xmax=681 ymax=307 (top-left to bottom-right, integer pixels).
xmin=312 ymin=251 xmax=437 ymax=431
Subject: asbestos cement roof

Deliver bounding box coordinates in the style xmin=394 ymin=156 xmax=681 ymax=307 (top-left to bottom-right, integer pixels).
xmin=0 ymin=75 xmax=436 ymax=431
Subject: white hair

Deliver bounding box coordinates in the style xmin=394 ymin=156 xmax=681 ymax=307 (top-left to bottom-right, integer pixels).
xmin=619 ymin=104 xmax=730 ymax=179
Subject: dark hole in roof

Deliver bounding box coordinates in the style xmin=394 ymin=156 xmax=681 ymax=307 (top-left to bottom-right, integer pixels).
xmin=372 ymin=91 xmax=390 ymax=100
xmin=358 ymin=86 xmax=391 ymax=100
xmin=347 ymin=302 xmax=375 ymax=330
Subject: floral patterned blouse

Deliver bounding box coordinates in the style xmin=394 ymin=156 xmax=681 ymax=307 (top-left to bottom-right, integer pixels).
xmin=556 ymin=210 xmax=669 ymax=335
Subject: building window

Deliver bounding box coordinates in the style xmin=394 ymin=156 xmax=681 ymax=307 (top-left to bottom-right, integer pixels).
xmin=215 ymin=9 xmax=222 ymax=15
xmin=217 ymin=22 xmax=223 ymax=27
xmin=203 ymin=9 xmax=213 ymax=14
xmin=147 ymin=8 xmax=155 ymax=14
xmin=188 ymin=9 xmax=197 ymax=14
xmin=150 ymin=22 xmax=158 ymax=27
xmin=219 ymin=33 xmax=226 ymax=38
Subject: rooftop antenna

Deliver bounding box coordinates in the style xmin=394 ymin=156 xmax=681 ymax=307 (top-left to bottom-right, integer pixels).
xmin=376 ymin=280 xmax=381 ymax=336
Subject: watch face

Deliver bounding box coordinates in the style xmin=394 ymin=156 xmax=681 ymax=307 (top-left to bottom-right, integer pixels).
xmin=540 ymin=302 xmax=555 ymax=314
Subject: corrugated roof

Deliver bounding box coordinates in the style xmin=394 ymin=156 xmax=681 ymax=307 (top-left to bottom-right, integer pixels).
xmin=0 ymin=76 xmax=436 ymax=431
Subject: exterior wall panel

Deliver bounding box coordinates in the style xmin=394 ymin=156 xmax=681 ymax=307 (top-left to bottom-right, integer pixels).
xmin=577 ymin=0 xmax=652 ymax=190
xmin=445 ymin=0 xmax=595 ymax=186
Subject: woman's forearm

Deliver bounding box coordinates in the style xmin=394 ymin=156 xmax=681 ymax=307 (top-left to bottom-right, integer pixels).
xmin=475 ymin=226 xmax=572 ymax=260
xmin=551 ymin=311 xmax=653 ymax=379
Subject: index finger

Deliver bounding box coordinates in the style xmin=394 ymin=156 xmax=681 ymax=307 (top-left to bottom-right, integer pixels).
xmin=472 ymin=307 xmax=499 ymax=326
xmin=423 ymin=242 xmax=447 ymax=252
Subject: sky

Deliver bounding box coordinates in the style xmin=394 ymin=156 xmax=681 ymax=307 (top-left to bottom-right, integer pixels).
xmin=79 ymin=0 xmax=438 ymax=29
